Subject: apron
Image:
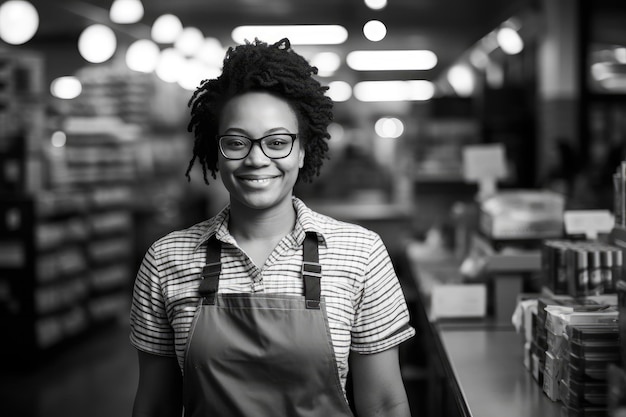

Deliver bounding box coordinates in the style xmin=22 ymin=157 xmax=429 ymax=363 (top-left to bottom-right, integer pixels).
xmin=183 ymin=232 xmax=355 ymax=417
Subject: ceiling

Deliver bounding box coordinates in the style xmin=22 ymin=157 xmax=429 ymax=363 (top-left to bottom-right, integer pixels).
xmin=24 ymin=0 xmax=529 ymax=82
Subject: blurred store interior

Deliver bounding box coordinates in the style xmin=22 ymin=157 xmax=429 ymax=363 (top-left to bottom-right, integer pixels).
xmin=1 ymin=0 xmax=626 ymax=416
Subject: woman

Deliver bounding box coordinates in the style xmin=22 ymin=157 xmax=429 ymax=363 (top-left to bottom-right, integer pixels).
xmin=130 ymin=38 xmax=415 ymax=417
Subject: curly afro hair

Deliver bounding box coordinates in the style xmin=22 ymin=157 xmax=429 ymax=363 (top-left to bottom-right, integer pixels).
xmin=186 ymin=38 xmax=334 ymax=184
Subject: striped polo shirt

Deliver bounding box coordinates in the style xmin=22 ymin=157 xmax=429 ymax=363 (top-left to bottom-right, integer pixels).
xmin=129 ymin=197 xmax=415 ymax=390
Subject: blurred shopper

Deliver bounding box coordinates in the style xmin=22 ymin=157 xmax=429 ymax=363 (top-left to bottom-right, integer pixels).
xmin=129 ymin=38 xmax=414 ymax=417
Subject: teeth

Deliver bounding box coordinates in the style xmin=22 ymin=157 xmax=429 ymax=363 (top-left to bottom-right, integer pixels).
xmin=242 ymin=178 xmax=271 ymax=183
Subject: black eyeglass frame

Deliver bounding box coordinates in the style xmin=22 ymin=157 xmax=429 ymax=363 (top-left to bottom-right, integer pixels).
xmin=216 ymin=133 xmax=299 ymax=160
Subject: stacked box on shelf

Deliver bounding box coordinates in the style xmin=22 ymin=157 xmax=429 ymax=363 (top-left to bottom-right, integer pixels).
xmin=542 ymin=304 xmax=618 ymax=402
xmin=542 ymin=240 xmax=623 ymax=297
xmin=533 ymin=296 xmax=598 ymax=387
xmin=560 ymin=323 xmax=621 ymax=416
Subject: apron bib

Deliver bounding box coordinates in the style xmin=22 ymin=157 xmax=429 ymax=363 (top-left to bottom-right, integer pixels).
xmin=183 ymin=232 xmax=354 ymax=417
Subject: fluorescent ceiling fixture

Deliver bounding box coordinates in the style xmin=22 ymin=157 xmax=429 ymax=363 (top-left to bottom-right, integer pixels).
xmin=447 ymin=64 xmax=475 ymax=97
xmin=151 ymin=14 xmax=183 ymax=43
xmin=50 ymin=76 xmax=82 ymax=99
xmin=469 ymin=48 xmax=489 ymax=69
xmin=0 ymin=0 xmax=39 ymax=45
xmin=175 ymin=27 xmax=205 ymax=56
xmin=156 ymin=48 xmax=185 ymax=83
xmin=311 ymin=52 xmax=341 ymax=77
xmin=375 ymin=117 xmax=404 ymax=138
xmin=364 ymin=0 xmax=387 ymax=10
xmin=109 ymin=0 xmax=143 ymax=24
xmin=591 ymin=62 xmax=613 ymax=81
xmin=327 ymin=81 xmax=352 ymax=102
xmin=232 ymin=25 xmax=348 ymax=45
xmin=600 ymin=76 xmax=626 ymax=92
xmin=354 ymin=80 xmax=434 ymax=101
xmin=195 ymin=37 xmax=225 ymax=67
xmin=496 ymin=27 xmax=523 ymax=55
xmin=51 ymin=131 xmax=67 ymax=148
xmin=126 ymin=39 xmax=160 ymax=73
xmin=328 ymin=122 xmax=345 ymax=142
xmin=363 ymin=20 xmax=386 ymax=42
xmin=78 ymin=24 xmax=117 ymax=63
xmin=178 ymin=58 xmax=208 ymax=91
xmin=347 ymin=50 xmax=437 ymax=71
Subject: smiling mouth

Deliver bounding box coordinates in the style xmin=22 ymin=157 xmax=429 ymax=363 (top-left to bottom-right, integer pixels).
xmin=237 ymin=175 xmax=281 ymax=184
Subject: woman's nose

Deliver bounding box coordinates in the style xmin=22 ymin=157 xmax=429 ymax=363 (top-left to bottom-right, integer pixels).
xmin=244 ymin=141 xmax=271 ymax=166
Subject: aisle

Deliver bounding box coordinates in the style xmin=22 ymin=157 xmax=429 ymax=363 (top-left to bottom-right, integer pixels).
xmin=0 ymin=321 xmax=138 ymax=417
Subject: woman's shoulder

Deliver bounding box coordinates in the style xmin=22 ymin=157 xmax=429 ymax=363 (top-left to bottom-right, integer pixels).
xmin=305 ymin=207 xmax=381 ymax=244
xmin=150 ymin=218 xmax=216 ymax=252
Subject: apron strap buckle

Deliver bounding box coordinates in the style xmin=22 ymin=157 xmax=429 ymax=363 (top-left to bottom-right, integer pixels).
xmin=303 ymin=261 xmax=322 ymax=310
xmin=200 ymin=262 xmax=221 ymax=304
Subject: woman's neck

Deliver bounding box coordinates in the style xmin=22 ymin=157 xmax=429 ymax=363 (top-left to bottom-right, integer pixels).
xmin=228 ymin=198 xmax=297 ymax=242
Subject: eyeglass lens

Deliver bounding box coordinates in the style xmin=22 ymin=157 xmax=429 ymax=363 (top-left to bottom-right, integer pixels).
xmin=219 ymin=134 xmax=296 ymax=160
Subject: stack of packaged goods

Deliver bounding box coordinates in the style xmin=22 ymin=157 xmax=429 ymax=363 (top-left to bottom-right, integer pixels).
xmin=541 ymin=305 xmax=618 ymax=406
xmin=528 ymin=297 xmax=604 ymax=388
xmin=560 ymin=323 xmax=620 ymax=416
xmin=542 ymin=240 xmax=622 ymax=297
xmin=605 ymin=281 xmax=626 ymax=416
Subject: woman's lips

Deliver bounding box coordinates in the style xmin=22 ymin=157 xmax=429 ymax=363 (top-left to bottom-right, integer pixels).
xmin=236 ymin=174 xmax=281 ymax=185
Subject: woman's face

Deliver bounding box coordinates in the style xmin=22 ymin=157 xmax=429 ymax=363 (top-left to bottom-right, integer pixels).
xmin=217 ymin=92 xmax=304 ymax=212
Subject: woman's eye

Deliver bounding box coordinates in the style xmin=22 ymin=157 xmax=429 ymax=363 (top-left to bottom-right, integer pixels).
xmin=226 ymin=139 xmax=246 ymax=148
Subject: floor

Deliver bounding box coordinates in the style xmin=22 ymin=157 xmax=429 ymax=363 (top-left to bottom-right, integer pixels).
xmin=0 ymin=320 xmax=138 ymax=417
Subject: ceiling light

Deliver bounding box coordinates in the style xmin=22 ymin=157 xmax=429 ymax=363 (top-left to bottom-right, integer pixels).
xmin=347 ymin=50 xmax=437 ymax=71
xmin=109 ymin=0 xmax=143 ymax=24
xmin=175 ymin=27 xmax=205 ymax=56
xmin=496 ymin=27 xmax=523 ymax=55
xmin=447 ymin=65 xmax=475 ymax=97
xmin=469 ymin=48 xmax=489 ymax=69
xmin=591 ymin=62 xmax=612 ymax=81
xmin=353 ymin=80 xmax=434 ymax=101
xmin=78 ymin=24 xmax=117 ymax=64
xmin=178 ymin=58 xmax=210 ymax=91
xmin=363 ymin=20 xmax=386 ymax=42
xmin=0 ymin=0 xmax=39 ymax=45
xmin=231 ymin=25 xmax=348 ymax=45
xmin=51 ymin=131 xmax=67 ymax=148
xmin=151 ymin=14 xmax=183 ymax=44
xmin=311 ymin=52 xmax=341 ymax=77
xmin=364 ymin=0 xmax=387 ymax=10
xmin=327 ymin=81 xmax=352 ymax=102
xmin=195 ymin=37 xmax=225 ymax=67
xmin=375 ymin=117 xmax=404 ymax=138
xmin=50 ymin=76 xmax=82 ymax=100
xmin=126 ymin=39 xmax=160 ymax=73
xmin=156 ymin=48 xmax=185 ymax=83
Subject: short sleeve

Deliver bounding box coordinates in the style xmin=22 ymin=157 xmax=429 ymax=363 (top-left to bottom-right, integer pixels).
xmin=351 ymin=234 xmax=415 ymax=354
xmin=129 ymin=244 xmax=176 ymax=356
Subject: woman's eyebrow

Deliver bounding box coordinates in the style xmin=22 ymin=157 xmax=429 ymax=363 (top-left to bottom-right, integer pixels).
xmin=222 ymin=127 xmax=291 ymax=136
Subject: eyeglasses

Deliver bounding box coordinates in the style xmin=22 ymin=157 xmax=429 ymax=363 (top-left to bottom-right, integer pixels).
xmin=217 ymin=133 xmax=298 ymax=160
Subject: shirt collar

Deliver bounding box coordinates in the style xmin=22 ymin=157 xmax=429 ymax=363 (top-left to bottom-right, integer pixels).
xmin=194 ymin=197 xmax=327 ymax=250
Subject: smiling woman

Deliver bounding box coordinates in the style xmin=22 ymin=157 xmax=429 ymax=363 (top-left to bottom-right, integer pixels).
xmin=130 ymin=38 xmax=415 ymax=417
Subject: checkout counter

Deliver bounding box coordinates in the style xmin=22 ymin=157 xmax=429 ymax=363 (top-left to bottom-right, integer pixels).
xmin=406 ymin=242 xmax=562 ymax=417
xmin=404 ymin=191 xmax=566 ymax=417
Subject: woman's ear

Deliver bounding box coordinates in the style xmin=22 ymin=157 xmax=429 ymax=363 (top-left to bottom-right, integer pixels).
xmin=298 ymin=147 xmax=305 ymax=169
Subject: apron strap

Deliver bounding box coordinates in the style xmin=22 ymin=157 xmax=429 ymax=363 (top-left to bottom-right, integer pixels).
xmin=199 ymin=232 xmax=322 ymax=309
xmin=302 ymin=231 xmax=322 ymax=310
xmin=199 ymin=236 xmax=221 ymax=305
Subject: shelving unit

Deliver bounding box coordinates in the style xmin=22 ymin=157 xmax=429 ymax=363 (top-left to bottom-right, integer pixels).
xmin=0 ymin=54 xmax=142 ymax=365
